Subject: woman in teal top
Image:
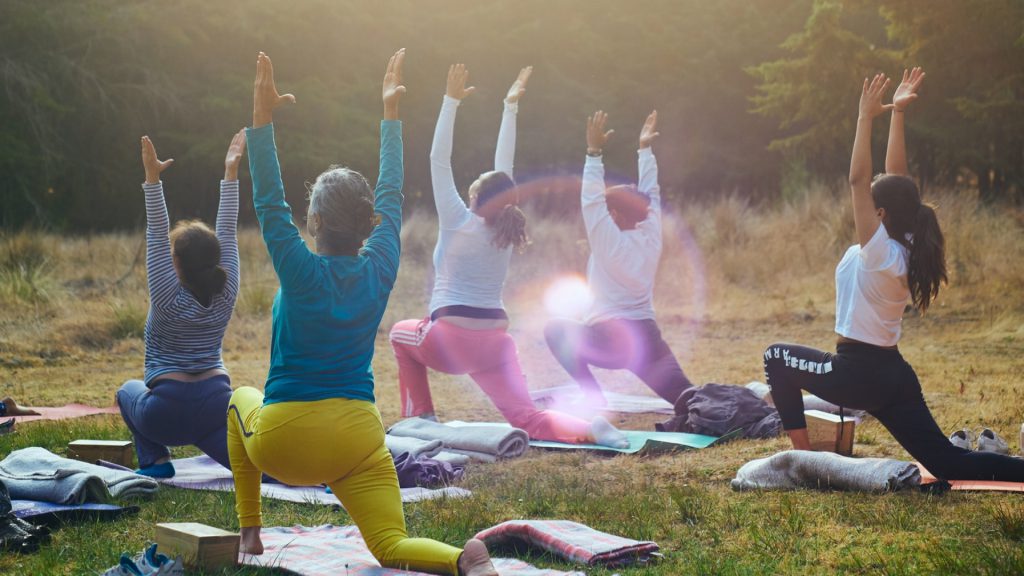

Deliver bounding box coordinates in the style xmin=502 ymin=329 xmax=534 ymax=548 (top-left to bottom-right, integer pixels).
xmin=227 ymin=50 xmax=498 ymax=576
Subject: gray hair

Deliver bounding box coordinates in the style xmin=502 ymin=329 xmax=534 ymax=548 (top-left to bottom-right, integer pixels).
xmin=306 ymin=166 xmax=375 ymax=255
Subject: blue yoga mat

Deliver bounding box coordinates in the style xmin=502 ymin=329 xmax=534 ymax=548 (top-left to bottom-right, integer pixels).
xmin=12 ymin=500 xmax=138 ymax=521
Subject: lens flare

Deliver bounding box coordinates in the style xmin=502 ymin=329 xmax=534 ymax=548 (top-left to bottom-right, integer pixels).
xmin=543 ymin=275 xmax=593 ymax=320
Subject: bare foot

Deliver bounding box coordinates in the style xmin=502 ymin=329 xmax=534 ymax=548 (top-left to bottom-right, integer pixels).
xmin=239 ymin=526 xmax=264 ymax=555
xmin=2 ymin=397 xmax=39 ymax=417
xmin=457 ymin=538 xmax=497 ymax=576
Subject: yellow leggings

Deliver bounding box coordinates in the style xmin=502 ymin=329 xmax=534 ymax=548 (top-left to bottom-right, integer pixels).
xmin=226 ymin=387 xmax=462 ymax=575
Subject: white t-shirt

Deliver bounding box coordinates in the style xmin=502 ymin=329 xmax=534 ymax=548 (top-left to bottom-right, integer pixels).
xmin=582 ymin=149 xmax=663 ymax=323
xmin=834 ymin=222 xmax=910 ymax=346
xmin=427 ymin=96 xmax=517 ymax=314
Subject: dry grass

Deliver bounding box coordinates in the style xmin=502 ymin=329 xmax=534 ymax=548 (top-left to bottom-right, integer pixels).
xmin=1 ymin=188 xmax=1023 ymax=574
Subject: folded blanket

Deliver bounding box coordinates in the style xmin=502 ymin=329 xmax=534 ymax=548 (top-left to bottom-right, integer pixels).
xmin=0 ymin=447 xmax=158 ymax=504
xmin=387 ymin=419 xmax=529 ymax=460
xmin=475 ymin=520 xmax=660 ymax=567
xmin=731 ymin=450 xmax=921 ymax=492
xmin=385 ymin=435 xmax=443 ymax=460
xmin=241 ymin=524 xmax=585 ymax=576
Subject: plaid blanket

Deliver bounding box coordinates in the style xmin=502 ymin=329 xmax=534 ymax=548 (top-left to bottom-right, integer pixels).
xmin=474 ymin=520 xmax=660 ymax=567
xmin=241 ymin=524 xmax=585 ymax=575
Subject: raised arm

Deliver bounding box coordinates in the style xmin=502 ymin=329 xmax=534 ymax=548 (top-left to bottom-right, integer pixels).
xmin=429 ymin=64 xmax=475 ymax=229
xmin=580 ymin=110 xmax=622 ymax=253
xmin=247 ymin=52 xmax=317 ymax=291
xmin=850 ymin=73 xmax=894 ymax=247
xmin=216 ymin=129 xmax=245 ymax=301
xmin=363 ymin=48 xmax=407 ymax=283
xmin=494 ymin=66 xmax=531 ymax=177
xmin=637 ymin=110 xmax=662 ymax=221
xmin=886 ymin=67 xmax=925 ymax=177
xmin=140 ymin=136 xmax=178 ymax=309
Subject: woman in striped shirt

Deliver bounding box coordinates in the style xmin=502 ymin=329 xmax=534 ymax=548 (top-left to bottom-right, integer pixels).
xmin=115 ymin=130 xmax=244 ymax=479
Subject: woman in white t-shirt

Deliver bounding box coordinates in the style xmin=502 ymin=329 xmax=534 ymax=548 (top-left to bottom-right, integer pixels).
xmin=763 ymin=69 xmax=1024 ymax=481
xmin=389 ymin=64 xmax=627 ymax=448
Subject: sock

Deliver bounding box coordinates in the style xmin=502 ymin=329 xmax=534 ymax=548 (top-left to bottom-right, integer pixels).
xmin=591 ymin=415 xmax=629 ymax=448
xmin=135 ymin=461 xmax=175 ymax=479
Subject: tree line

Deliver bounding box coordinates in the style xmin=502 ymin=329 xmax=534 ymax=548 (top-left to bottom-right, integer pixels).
xmin=1 ymin=0 xmax=1021 ymax=231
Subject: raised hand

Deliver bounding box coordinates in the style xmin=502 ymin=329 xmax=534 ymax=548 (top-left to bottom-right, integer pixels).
xmin=224 ymin=129 xmax=246 ymax=181
xmin=892 ymin=67 xmax=925 ymax=112
xmin=141 ymin=136 xmax=173 ymax=185
xmin=505 ymin=66 xmax=533 ymax=104
xmin=382 ymin=48 xmax=406 ymax=120
xmin=638 ymin=110 xmax=660 ymax=149
xmin=253 ymin=52 xmax=296 ymax=128
xmin=586 ymin=110 xmax=614 ymax=154
xmin=858 ymin=73 xmax=894 ymax=121
xmin=446 ymin=64 xmax=476 ymax=101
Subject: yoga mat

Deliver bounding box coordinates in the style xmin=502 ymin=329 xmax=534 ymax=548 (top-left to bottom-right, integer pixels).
xmin=529 ymin=385 xmax=674 ymax=415
xmin=123 ymin=456 xmax=471 ymax=504
xmin=446 ymin=421 xmax=741 ymax=454
xmin=916 ymin=463 xmax=1024 ymax=493
xmin=8 ymin=404 xmax=120 ymax=423
xmin=240 ymin=524 xmax=585 ymax=576
xmin=11 ymin=500 xmax=139 ymax=525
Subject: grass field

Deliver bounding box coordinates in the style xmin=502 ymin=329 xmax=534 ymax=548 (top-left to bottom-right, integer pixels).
xmin=1 ymin=187 xmax=1023 ymax=574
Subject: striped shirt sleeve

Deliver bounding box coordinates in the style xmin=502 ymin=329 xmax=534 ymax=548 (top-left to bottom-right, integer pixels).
xmin=216 ymin=179 xmax=240 ymax=301
xmin=144 ymin=181 xmax=179 ymax=309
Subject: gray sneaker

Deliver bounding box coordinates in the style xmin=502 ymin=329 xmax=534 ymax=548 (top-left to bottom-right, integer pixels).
xmin=977 ymin=428 xmax=1010 ymax=455
xmin=948 ymin=429 xmax=973 ymax=450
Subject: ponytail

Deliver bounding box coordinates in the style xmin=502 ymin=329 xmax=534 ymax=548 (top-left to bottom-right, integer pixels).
xmin=189 ymin=264 xmax=228 ymax=307
xmin=488 ymin=204 xmax=528 ymax=251
xmin=908 ymin=203 xmax=947 ymax=312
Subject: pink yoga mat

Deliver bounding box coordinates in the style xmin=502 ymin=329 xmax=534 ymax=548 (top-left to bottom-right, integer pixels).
xmin=916 ymin=463 xmax=1024 ymax=493
xmin=9 ymin=404 xmax=120 ymax=423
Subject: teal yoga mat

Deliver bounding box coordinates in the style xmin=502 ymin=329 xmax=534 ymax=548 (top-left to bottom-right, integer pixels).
xmin=446 ymin=421 xmax=742 ymax=454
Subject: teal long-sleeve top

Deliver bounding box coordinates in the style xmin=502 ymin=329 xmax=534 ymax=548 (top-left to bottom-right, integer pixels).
xmin=246 ymin=121 xmax=403 ymax=405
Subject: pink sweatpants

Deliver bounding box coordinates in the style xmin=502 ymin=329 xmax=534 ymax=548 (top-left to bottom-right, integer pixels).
xmin=389 ymin=318 xmax=592 ymax=444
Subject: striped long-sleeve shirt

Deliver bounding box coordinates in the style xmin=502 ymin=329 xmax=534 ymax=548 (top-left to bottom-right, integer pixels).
xmin=143 ymin=180 xmax=240 ymax=384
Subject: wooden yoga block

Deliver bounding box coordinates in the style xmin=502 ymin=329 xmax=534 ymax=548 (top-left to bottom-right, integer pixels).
xmin=805 ymin=409 xmax=855 ymax=456
xmin=67 ymin=440 xmax=134 ymax=467
xmin=155 ymin=522 xmax=240 ymax=571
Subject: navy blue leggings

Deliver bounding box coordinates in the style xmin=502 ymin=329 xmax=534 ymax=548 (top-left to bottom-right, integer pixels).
xmin=117 ymin=375 xmax=232 ymax=469
xmin=764 ymin=342 xmax=1024 ymax=482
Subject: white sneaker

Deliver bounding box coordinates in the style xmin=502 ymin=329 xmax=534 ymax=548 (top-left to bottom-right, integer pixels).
xmin=977 ymin=428 xmax=1010 ymax=455
xmin=948 ymin=429 xmax=973 ymax=450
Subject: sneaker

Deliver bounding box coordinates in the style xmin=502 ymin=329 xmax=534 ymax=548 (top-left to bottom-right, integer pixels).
xmin=131 ymin=543 xmax=185 ymax=576
xmin=977 ymin=428 xmax=1010 ymax=455
xmin=948 ymin=429 xmax=973 ymax=450
xmin=8 ymin=514 xmax=50 ymax=542
xmin=101 ymin=554 xmax=146 ymax=576
xmin=0 ymin=515 xmax=39 ymax=554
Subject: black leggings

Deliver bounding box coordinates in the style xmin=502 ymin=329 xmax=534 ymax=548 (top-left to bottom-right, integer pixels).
xmin=764 ymin=341 xmax=1024 ymax=481
xmin=544 ymin=318 xmax=692 ymax=404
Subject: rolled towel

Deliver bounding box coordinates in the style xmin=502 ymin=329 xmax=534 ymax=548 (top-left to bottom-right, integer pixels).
xmin=387 ymin=418 xmax=529 ymax=460
xmin=0 ymin=447 xmax=159 ymax=504
xmin=384 ymin=435 xmax=444 ymax=460
xmin=731 ymin=450 xmax=921 ymax=492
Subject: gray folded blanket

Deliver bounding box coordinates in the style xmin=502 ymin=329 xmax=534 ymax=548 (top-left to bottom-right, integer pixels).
xmin=0 ymin=447 xmax=159 ymax=504
xmin=731 ymin=450 xmax=921 ymax=492
xmin=384 ymin=435 xmax=473 ymax=465
xmin=387 ymin=419 xmax=529 ymax=461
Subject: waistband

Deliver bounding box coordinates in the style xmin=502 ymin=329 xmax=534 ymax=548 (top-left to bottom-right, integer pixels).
xmin=836 ymin=341 xmax=902 ymax=359
xmin=149 ymin=373 xmax=231 ymax=389
xmin=430 ymin=305 xmax=508 ymax=322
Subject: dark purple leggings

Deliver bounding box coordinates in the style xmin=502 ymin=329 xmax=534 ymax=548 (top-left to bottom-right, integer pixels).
xmin=764 ymin=341 xmax=1024 ymax=481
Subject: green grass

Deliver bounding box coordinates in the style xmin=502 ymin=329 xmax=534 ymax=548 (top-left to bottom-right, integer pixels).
xmin=1 ymin=196 xmax=1023 ymax=575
